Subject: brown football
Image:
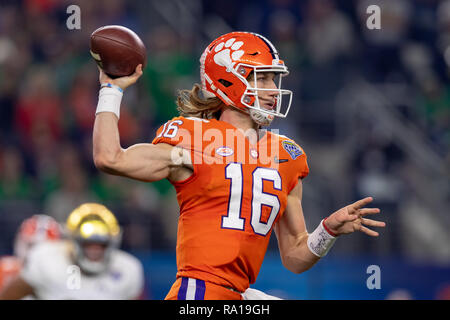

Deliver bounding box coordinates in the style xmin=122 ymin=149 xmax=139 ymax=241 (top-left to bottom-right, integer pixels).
xmin=90 ymin=25 xmax=146 ymax=78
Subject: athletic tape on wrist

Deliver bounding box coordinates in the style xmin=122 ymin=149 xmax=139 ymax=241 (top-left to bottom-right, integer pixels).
xmin=100 ymin=82 xmax=124 ymax=92
xmin=307 ymin=219 xmax=337 ymax=258
xmin=95 ymin=85 xmax=123 ymax=119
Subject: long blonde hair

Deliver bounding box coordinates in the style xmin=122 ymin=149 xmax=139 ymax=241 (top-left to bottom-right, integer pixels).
xmin=176 ymin=84 xmax=224 ymax=120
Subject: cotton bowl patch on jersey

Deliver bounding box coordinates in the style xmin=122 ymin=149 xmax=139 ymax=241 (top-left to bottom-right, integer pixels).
xmin=216 ymin=147 xmax=234 ymax=157
xmin=282 ymin=140 xmax=303 ymax=160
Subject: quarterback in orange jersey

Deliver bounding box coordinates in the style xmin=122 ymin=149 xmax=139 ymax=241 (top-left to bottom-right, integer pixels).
xmin=93 ymin=31 xmax=386 ymax=300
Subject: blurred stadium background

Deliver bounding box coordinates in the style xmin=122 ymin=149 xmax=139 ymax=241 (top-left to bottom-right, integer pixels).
xmin=0 ymin=0 xmax=448 ymax=299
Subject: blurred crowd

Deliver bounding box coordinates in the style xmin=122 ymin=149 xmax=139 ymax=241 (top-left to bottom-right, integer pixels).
xmin=0 ymin=0 xmax=448 ymax=262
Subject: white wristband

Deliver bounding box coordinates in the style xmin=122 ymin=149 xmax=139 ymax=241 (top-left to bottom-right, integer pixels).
xmin=307 ymin=219 xmax=337 ymax=257
xmin=95 ymin=84 xmax=123 ymax=119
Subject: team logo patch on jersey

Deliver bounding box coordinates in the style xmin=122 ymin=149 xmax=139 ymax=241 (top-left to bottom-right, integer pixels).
xmin=216 ymin=146 xmax=234 ymax=157
xmin=250 ymin=148 xmax=258 ymax=159
xmin=282 ymin=140 xmax=303 ymax=160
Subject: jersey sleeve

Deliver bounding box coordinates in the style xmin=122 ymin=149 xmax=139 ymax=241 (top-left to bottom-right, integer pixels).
xmin=295 ymin=148 xmax=309 ymax=179
xmin=152 ymin=116 xmax=204 ymax=152
xmin=279 ymin=137 xmax=309 ymax=193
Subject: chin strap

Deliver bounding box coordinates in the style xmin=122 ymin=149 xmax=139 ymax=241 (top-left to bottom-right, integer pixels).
xmin=222 ymin=104 xmax=273 ymax=127
xmin=249 ymin=108 xmax=274 ymax=127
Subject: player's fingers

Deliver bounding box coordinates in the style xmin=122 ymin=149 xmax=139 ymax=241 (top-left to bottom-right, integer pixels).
xmin=128 ymin=64 xmax=143 ymax=82
xmin=361 ymin=218 xmax=386 ymax=228
xmin=132 ymin=64 xmax=143 ymax=77
xmin=358 ymin=208 xmax=380 ymax=216
xmin=346 ymin=214 xmax=360 ymax=222
xmin=358 ymin=225 xmax=379 ymax=237
xmin=349 ymin=197 xmax=373 ymax=213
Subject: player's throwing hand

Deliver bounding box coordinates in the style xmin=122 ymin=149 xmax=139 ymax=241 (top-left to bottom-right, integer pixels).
xmin=324 ymin=197 xmax=385 ymax=237
xmin=98 ymin=64 xmax=143 ymax=91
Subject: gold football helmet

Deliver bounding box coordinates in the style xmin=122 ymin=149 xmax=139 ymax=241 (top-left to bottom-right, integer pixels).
xmin=66 ymin=203 xmax=122 ymax=274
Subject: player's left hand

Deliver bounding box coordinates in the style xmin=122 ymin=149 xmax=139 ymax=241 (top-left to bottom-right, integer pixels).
xmin=324 ymin=197 xmax=385 ymax=237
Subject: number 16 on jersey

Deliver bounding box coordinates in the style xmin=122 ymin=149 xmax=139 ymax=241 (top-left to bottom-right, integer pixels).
xmin=222 ymin=163 xmax=281 ymax=236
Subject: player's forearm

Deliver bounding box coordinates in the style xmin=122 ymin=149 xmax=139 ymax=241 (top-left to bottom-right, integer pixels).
xmin=93 ymin=79 xmax=128 ymax=173
xmin=281 ymin=237 xmax=320 ymax=274
xmin=93 ymin=112 xmax=123 ymax=173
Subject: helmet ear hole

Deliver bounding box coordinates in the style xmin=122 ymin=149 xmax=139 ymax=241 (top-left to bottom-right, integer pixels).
xmin=238 ymin=66 xmax=247 ymax=75
xmin=243 ymin=95 xmax=255 ymax=105
xmin=218 ymin=79 xmax=233 ymax=87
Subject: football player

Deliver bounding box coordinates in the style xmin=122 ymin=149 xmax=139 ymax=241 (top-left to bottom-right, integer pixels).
xmin=0 ymin=203 xmax=144 ymax=300
xmin=92 ymin=31 xmax=385 ymax=299
xmin=0 ymin=214 xmax=61 ymax=295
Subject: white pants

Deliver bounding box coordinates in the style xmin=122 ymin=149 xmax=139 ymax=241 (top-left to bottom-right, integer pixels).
xmin=241 ymin=288 xmax=282 ymax=300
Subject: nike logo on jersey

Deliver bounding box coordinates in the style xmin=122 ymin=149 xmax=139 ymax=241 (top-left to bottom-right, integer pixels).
xmin=274 ymin=156 xmax=289 ymax=163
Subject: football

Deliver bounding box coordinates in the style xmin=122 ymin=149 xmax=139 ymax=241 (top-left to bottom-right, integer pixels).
xmin=90 ymin=25 xmax=147 ymax=78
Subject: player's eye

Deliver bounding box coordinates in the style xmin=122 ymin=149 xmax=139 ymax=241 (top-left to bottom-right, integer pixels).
xmin=257 ymin=73 xmax=268 ymax=81
xmin=259 ymin=73 xmax=275 ymax=81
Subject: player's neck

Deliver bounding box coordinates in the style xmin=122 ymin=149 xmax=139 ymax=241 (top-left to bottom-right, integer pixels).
xmin=219 ymin=107 xmax=260 ymax=144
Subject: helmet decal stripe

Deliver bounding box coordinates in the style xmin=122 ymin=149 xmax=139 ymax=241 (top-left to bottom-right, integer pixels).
xmin=251 ymin=33 xmax=278 ymax=59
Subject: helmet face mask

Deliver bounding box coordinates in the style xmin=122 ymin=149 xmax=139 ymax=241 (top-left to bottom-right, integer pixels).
xmin=236 ymin=64 xmax=293 ymax=121
xmin=200 ymin=31 xmax=293 ymax=126
xmin=73 ymin=239 xmax=114 ymax=275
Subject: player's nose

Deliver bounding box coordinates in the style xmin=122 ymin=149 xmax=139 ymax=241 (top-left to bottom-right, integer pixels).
xmin=266 ymin=81 xmax=278 ymax=97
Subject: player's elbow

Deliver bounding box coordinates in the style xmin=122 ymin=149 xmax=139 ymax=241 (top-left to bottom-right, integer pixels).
xmin=93 ymin=153 xmax=108 ymax=171
xmin=93 ymin=151 xmax=121 ymax=173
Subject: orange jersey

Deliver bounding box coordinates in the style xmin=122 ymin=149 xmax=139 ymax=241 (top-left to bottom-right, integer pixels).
xmin=0 ymin=256 xmax=21 ymax=292
xmin=153 ymin=116 xmax=309 ymax=293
